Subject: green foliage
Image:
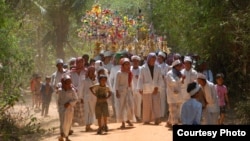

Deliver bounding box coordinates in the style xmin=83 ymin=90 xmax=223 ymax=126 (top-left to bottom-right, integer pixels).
xmin=151 ymin=0 xmax=250 ymax=123
xmin=235 ymin=98 xmax=250 ymax=124
xmin=0 ymin=1 xmax=39 ymax=140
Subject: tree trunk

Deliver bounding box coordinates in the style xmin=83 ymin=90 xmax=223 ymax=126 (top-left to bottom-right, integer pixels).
xmin=51 ymin=8 xmax=69 ymax=60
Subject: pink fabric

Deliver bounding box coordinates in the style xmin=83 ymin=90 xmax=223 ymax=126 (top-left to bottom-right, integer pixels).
xmin=215 ymin=85 xmax=228 ymax=106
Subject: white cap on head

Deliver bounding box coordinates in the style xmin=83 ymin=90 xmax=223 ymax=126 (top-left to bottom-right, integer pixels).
xmin=131 ymin=55 xmax=141 ymax=61
xmin=63 ymin=74 xmax=71 ymax=81
xmin=197 ymin=73 xmax=206 ymax=80
xmin=189 ymin=83 xmax=200 ymax=96
xmin=95 ymin=60 xmax=103 ymax=68
xmin=103 ymin=51 xmax=113 ymax=57
xmin=171 ymin=59 xmax=181 ymax=67
xmin=56 ymin=59 xmax=63 ymax=65
xmin=184 ymin=56 xmax=192 ymax=63
xmin=158 ymin=51 xmax=166 ymax=58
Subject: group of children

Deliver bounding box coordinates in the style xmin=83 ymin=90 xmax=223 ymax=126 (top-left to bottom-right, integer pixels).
xmin=30 ymin=50 xmax=230 ymax=141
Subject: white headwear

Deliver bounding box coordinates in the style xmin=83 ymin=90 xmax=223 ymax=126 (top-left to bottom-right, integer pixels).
xmin=95 ymin=60 xmax=103 ymax=69
xmin=184 ymin=56 xmax=192 ymax=63
xmin=131 ymin=55 xmax=141 ymax=61
xmin=103 ymin=51 xmax=113 ymax=57
xmin=197 ymin=73 xmax=206 ymax=80
xmin=63 ymin=74 xmax=71 ymax=81
xmin=56 ymin=59 xmax=63 ymax=65
xmin=189 ymin=83 xmax=200 ymax=96
xmin=158 ymin=51 xmax=166 ymax=58
xmin=171 ymin=59 xmax=181 ymax=67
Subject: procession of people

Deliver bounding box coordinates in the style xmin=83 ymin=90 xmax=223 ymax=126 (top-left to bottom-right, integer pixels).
xmin=29 ymin=41 xmax=230 ymax=141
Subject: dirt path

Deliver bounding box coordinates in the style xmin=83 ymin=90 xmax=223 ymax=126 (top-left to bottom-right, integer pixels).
xmin=14 ymin=91 xmax=238 ymax=141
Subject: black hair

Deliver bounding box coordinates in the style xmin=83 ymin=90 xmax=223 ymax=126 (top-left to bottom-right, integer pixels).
xmin=98 ymin=74 xmax=107 ymax=80
xmin=187 ymin=82 xmax=197 ymax=93
xmin=216 ymin=73 xmax=224 ymax=79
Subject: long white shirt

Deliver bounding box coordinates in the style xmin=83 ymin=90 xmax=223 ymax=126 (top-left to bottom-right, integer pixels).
xmin=201 ymin=80 xmax=219 ymax=113
xmin=70 ymin=70 xmax=86 ymax=99
xmin=103 ymin=62 xmax=113 ymax=73
xmin=109 ymin=65 xmax=121 ymax=92
xmin=158 ymin=62 xmax=170 ymax=88
xmin=131 ymin=66 xmax=142 ymax=92
xmin=114 ymin=71 xmax=135 ymax=122
xmin=166 ymin=69 xmax=183 ymax=104
xmin=137 ymin=64 xmax=163 ymax=94
xmin=78 ymin=77 xmax=97 ymax=125
xmin=180 ymin=98 xmax=202 ymax=125
xmin=180 ymin=68 xmax=198 ymax=102
xmin=51 ymin=70 xmax=64 ymax=89
xmin=58 ymin=88 xmax=78 ymax=136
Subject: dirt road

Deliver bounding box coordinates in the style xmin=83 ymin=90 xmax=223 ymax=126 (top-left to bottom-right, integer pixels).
xmin=15 ymin=91 xmax=237 ymax=141
xmin=15 ymin=93 xmax=172 ymax=141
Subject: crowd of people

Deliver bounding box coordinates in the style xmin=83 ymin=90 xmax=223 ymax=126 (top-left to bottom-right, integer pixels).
xmin=30 ymin=50 xmax=230 ymax=141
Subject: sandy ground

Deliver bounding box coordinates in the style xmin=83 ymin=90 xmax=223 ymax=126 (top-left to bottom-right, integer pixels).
xmin=14 ymin=92 xmax=172 ymax=141
xmin=13 ymin=91 xmax=238 ymax=141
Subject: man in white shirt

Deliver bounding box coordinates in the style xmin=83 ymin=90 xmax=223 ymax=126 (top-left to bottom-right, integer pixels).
xmin=131 ymin=55 xmax=142 ymax=122
xmin=180 ymin=56 xmax=198 ymax=104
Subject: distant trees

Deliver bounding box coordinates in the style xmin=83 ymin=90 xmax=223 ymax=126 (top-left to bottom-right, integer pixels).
xmin=151 ymin=0 xmax=250 ymax=123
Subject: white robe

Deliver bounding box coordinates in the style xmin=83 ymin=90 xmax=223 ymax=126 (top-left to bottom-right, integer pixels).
xmin=137 ymin=64 xmax=163 ymax=122
xmin=180 ymin=68 xmax=198 ymax=103
xmin=158 ymin=62 xmax=170 ymax=117
xmin=114 ymin=71 xmax=135 ymax=122
xmin=58 ymin=88 xmax=78 ymax=136
xmin=78 ymin=78 xmax=97 ymax=125
xmin=166 ymin=69 xmax=183 ymax=104
xmin=131 ymin=66 xmax=142 ymax=118
xmin=109 ymin=65 xmax=121 ymax=117
xmin=201 ymin=80 xmax=219 ymax=124
xmin=71 ymin=70 xmax=86 ymax=125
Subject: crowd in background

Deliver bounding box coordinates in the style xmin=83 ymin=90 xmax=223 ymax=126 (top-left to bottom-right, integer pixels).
xmin=29 ymin=50 xmax=230 ymax=141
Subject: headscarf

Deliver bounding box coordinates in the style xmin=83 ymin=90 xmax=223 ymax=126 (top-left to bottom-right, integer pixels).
xmin=147 ymin=52 xmax=156 ymax=63
xmin=147 ymin=52 xmax=156 ymax=78
xmin=120 ymin=58 xmax=133 ymax=87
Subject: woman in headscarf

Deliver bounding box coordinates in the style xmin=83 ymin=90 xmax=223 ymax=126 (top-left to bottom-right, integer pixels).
xmin=137 ymin=52 xmax=163 ymax=125
xmin=115 ymin=58 xmax=135 ymax=128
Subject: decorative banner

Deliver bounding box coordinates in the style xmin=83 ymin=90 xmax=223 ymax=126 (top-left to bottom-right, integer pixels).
xmin=78 ymin=3 xmax=171 ymax=56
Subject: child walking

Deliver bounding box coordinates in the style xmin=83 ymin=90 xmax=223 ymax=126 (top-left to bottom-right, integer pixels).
xmin=40 ymin=76 xmax=54 ymax=117
xmin=58 ymin=74 xmax=78 ymax=141
xmin=215 ymin=73 xmax=230 ymax=125
xmin=90 ymin=74 xmax=112 ymax=135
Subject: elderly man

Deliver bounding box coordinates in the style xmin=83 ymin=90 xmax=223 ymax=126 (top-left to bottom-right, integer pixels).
xmin=137 ymin=52 xmax=163 ymax=125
